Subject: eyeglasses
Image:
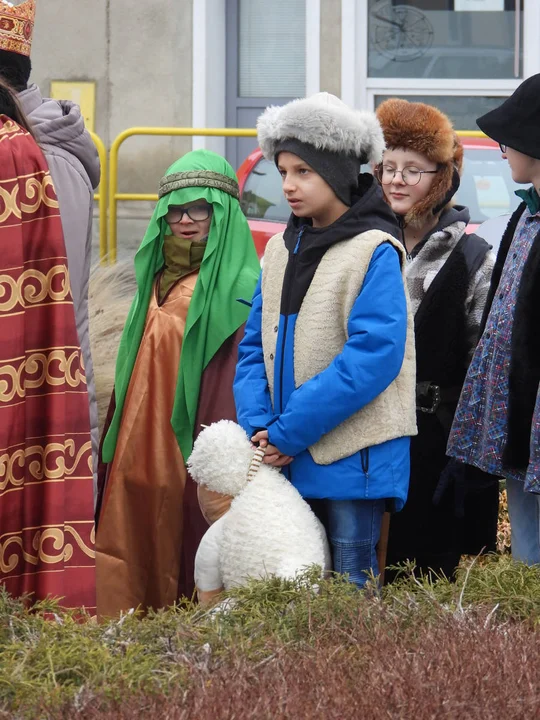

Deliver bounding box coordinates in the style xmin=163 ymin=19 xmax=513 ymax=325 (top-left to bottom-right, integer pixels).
xmin=377 ymin=165 xmax=439 ymax=186
xmin=165 ymin=204 xmax=212 ymax=223
xmin=499 ymin=143 xmax=507 ymax=153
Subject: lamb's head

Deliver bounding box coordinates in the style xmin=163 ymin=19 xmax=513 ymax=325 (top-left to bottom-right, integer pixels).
xmin=188 ymin=420 xmax=254 ymax=497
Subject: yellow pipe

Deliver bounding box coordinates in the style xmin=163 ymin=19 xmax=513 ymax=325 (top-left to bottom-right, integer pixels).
xmin=89 ymin=131 xmax=108 ymax=265
xmin=456 ymin=130 xmax=486 ymax=137
xmin=108 ymin=127 xmax=258 ymax=264
xmin=115 ymin=193 xmax=159 ymax=202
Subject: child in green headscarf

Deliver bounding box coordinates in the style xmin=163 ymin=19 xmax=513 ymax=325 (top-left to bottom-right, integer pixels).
xmin=95 ymin=149 xmax=260 ymax=618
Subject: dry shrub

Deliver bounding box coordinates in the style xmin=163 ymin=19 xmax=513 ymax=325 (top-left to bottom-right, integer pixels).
xmin=3 ymin=562 xmax=540 ymax=719
xmin=60 ymin=613 xmax=540 ymax=720
xmin=88 ymin=261 xmax=136 ymax=431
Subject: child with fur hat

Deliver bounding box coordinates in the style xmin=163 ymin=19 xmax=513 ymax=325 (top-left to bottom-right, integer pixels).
xmin=233 ymin=92 xmax=417 ymax=588
xmin=375 ymin=99 xmax=498 ymax=581
xmin=448 ymin=74 xmax=540 ymax=566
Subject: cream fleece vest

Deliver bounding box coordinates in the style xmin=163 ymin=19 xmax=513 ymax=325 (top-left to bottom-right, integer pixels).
xmin=261 ymin=229 xmax=417 ymax=465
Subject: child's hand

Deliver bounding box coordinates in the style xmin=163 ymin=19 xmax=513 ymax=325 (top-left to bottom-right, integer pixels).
xmin=251 ymin=430 xmax=293 ymax=468
xmin=251 ymin=429 xmax=270 ymax=447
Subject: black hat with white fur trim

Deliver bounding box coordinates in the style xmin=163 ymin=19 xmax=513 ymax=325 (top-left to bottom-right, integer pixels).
xmin=257 ymin=93 xmax=385 ymax=206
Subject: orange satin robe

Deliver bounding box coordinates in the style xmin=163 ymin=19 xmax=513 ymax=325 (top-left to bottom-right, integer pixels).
xmin=96 ymin=273 xmax=200 ymax=618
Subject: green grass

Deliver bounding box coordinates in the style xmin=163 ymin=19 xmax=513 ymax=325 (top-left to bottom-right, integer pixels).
xmin=1 ymin=557 xmax=539 ymax=718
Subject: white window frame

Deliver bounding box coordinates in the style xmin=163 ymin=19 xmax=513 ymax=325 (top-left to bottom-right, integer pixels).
xmin=193 ymin=0 xmax=320 ymax=153
xmin=342 ymin=0 xmax=540 ymax=113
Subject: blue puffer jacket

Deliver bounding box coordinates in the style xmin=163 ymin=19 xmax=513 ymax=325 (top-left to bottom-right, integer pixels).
xmin=234 ymin=178 xmax=411 ymax=509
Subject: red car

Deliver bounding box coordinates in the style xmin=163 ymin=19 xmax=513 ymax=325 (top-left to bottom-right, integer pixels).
xmin=237 ymin=137 xmax=520 ymax=259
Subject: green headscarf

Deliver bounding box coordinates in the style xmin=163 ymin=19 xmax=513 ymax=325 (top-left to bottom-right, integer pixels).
xmin=102 ymin=149 xmax=260 ymax=463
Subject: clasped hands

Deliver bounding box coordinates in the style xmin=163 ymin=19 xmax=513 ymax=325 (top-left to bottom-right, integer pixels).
xmin=251 ymin=430 xmax=293 ymax=467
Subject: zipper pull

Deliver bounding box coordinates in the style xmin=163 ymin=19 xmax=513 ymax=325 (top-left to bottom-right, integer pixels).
xmin=293 ymin=226 xmax=305 ymax=255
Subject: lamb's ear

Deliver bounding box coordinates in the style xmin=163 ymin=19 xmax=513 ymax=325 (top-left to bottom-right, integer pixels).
xmin=187 ymin=420 xmax=253 ymax=496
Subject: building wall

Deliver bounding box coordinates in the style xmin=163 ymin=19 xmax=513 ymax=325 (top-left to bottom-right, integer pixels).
xmin=31 ymin=0 xmax=193 ymax=193
xmin=29 ymin=0 xmax=342 ymax=194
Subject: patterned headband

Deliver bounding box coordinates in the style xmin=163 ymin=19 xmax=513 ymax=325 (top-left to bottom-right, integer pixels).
xmin=158 ymin=170 xmax=240 ymax=199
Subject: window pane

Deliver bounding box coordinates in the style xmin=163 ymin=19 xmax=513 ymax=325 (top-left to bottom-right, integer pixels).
xmin=239 ymin=0 xmax=306 ymax=98
xmin=368 ymin=0 xmax=523 ymax=79
xmin=374 ymin=94 xmax=506 ymax=131
xmin=240 ymin=158 xmax=291 ymax=222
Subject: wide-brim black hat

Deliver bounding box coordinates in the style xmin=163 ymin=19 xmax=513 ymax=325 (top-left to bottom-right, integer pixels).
xmin=477 ymin=74 xmax=540 ymax=160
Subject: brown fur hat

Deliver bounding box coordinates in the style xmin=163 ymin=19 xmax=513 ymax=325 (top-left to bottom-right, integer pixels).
xmin=376 ymin=98 xmax=464 ymax=226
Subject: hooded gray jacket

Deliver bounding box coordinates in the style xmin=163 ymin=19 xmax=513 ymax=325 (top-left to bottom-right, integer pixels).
xmin=19 ymin=84 xmax=101 ymax=500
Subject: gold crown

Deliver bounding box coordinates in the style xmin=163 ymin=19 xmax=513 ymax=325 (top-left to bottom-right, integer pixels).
xmin=0 ymin=0 xmax=35 ymax=57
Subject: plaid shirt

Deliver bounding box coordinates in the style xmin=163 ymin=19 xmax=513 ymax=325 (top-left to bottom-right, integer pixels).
xmin=448 ymin=207 xmax=540 ymax=487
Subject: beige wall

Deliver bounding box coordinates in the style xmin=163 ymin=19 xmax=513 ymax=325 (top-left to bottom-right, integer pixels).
xmin=31 ymin=1 xmax=109 ymax=138
xmin=319 ymin=0 xmax=341 ymax=97
xmin=31 ymin=0 xmax=193 ymax=193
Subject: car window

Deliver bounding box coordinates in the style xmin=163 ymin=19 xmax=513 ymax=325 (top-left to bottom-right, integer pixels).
xmin=240 ymin=158 xmax=290 ymax=223
xmin=456 ymin=149 xmax=520 ymax=225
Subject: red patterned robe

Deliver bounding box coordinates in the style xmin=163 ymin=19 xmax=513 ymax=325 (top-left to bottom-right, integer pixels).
xmin=0 ymin=116 xmax=95 ymax=611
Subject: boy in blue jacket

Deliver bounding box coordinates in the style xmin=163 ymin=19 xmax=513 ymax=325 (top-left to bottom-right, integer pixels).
xmin=234 ymin=93 xmax=417 ymax=587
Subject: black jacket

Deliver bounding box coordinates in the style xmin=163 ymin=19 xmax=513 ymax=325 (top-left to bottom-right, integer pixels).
xmin=414 ymin=207 xmax=490 ymax=394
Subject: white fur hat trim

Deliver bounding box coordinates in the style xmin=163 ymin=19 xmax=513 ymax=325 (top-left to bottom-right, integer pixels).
xmin=257 ymin=92 xmax=385 ymax=165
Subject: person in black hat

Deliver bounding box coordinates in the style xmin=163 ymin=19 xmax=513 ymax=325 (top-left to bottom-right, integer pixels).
xmin=234 ymin=92 xmax=418 ymax=589
xmin=448 ymin=74 xmax=540 ymax=565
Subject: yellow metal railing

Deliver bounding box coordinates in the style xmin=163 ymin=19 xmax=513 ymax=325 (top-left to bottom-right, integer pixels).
xmin=456 ymin=130 xmax=486 ymax=138
xmin=89 ymin=131 xmax=108 ymax=265
xmin=108 ymin=127 xmax=258 ymax=264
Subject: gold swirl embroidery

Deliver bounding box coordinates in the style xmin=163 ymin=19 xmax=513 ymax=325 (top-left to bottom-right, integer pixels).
xmin=0 ymin=118 xmax=18 ymax=135
xmin=0 ymin=173 xmax=59 ymax=223
xmin=1 ymin=439 xmax=93 ymax=489
xmin=42 ymin=175 xmax=59 ymax=209
xmin=21 ymin=177 xmax=43 ymax=214
xmin=0 ymin=362 xmax=23 ymax=403
xmin=0 ymin=524 xmax=95 ymax=573
xmin=0 ymin=264 xmax=71 ymax=313
xmin=23 ymin=266 xmax=70 ymax=304
xmin=0 ymin=349 xmax=87 ymax=403
xmin=64 ymin=524 xmax=96 ymax=560
xmin=20 ymin=175 xmax=59 ymax=212
xmin=0 ymin=536 xmax=34 ymax=573
xmin=0 ymin=118 xmax=27 ymax=139
xmin=0 ymin=447 xmax=25 ymax=490
xmin=0 ymin=184 xmax=20 ymax=223
xmin=33 ymin=528 xmax=66 ymax=564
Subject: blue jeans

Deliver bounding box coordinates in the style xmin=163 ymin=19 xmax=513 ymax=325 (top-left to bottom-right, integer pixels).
xmin=308 ymin=498 xmax=386 ymax=588
xmin=506 ymin=477 xmax=540 ymax=565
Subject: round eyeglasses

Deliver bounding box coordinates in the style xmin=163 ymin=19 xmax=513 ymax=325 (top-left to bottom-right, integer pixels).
xmin=165 ymin=204 xmax=212 ymax=223
xmin=377 ymin=165 xmax=439 ymax=187
xmin=499 ymin=143 xmax=507 ymax=154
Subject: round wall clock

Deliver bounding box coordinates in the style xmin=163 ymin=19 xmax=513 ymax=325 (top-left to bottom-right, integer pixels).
xmin=369 ymin=2 xmax=434 ymax=62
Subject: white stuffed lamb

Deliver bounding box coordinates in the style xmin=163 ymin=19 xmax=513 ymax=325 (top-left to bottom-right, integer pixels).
xmin=188 ymin=420 xmax=331 ymax=604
